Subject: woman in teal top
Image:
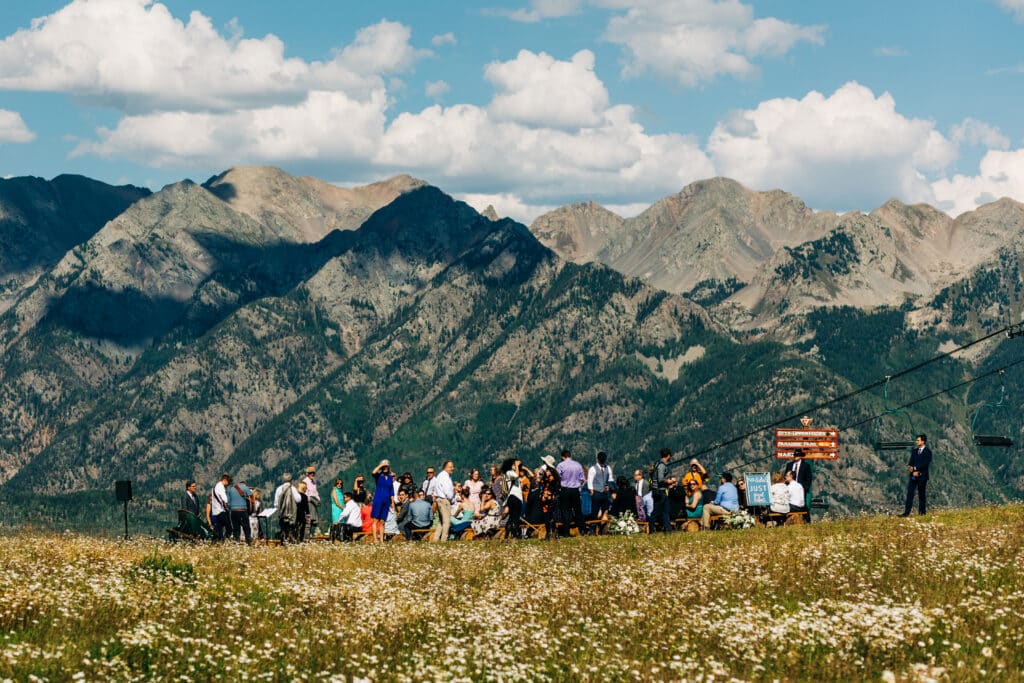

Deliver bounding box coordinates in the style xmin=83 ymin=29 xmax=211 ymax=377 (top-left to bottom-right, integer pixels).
xmin=684 ymin=481 xmax=703 ymax=519
xmin=329 ymin=478 xmax=345 ymax=541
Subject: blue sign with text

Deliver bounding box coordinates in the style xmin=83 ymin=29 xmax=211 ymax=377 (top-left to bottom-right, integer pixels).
xmin=744 ymin=472 xmax=772 ymax=507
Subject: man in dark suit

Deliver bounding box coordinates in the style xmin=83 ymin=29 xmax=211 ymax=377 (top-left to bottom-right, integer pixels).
xmin=785 ymin=449 xmax=813 ymax=520
xmin=180 ymin=480 xmax=201 ymax=517
xmin=901 ymin=434 xmax=932 ymax=516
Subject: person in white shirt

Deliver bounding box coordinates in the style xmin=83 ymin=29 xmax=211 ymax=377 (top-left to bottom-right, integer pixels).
xmin=587 ymin=452 xmax=614 ymax=521
xmin=209 ymin=473 xmax=231 ymax=541
xmin=785 ymin=470 xmax=805 ymax=512
xmin=340 ymin=491 xmax=363 ymax=541
xmin=431 ymin=460 xmax=456 ymax=542
xmin=769 ymin=471 xmax=790 ymax=514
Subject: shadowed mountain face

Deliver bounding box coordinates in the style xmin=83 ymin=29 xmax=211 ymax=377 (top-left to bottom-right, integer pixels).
xmin=0 ymin=174 xmax=150 ymax=312
xmin=0 ymin=168 xmax=1022 ymax=534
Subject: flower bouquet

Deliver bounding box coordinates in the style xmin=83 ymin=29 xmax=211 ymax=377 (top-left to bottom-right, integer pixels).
xmin=725 ymin=509 xmax=756 ymax=529
xmin=608 ymin=511 xmax=641 ymax=535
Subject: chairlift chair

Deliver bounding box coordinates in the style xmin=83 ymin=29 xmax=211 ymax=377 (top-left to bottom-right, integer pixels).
xmin=971 ymin=371 xmax=1015 ymax=448
xmin=872 ymin=376 xmax=916 ymax=451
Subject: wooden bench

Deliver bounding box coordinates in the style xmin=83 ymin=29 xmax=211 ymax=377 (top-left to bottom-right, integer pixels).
xmin=784 ymin=511 xmax=808 ymax=525
xmin=521 ymin=523 xmax=547 ymax=540
xmin=585 ymin=519 xmax=609 ymax=535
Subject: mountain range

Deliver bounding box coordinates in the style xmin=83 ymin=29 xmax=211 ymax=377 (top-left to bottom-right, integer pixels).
xmin=0 ymin=167 xmax=1020 ymax=532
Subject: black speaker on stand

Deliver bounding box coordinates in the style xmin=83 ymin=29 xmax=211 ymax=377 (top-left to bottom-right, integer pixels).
xmin=115 ymin=480 xmax=132 ymax=539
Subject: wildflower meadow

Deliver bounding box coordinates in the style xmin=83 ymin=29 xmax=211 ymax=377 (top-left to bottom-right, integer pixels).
xmin=2 ymin=506 xmax=1024 ymax=682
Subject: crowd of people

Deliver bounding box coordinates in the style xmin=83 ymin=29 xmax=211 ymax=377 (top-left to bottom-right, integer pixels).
xmin=178 ymin=445 xmax=829 ymax=544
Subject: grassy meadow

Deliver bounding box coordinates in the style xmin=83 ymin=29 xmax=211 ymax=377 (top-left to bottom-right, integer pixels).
xmin=2 ymin=507 xmax=1024 ymax=682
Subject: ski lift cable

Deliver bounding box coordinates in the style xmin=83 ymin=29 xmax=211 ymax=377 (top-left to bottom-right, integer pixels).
xmin=718 ymin=355 xmax=1024 ymax=474
xmin=667 ymin=323 xmax=1016 ymax=472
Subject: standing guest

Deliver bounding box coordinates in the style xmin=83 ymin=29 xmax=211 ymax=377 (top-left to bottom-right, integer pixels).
xmin=208 ymin=473 xmax=231 ymax=542
xmin=371 ymin=460 xmax=395 ymax=543
xmin=406 ymin=490 xmax=435 ymax=539
xmin=652 ymin=448 xmax=672 ymax=532
xmin=701 ymin=472 xmax=740 ymax=530
xmin=432 ymin=460 xmax=456 ymax=542
xmin=180 ymin=481 xmax=201 ymax=517
xmin=785 ymin=471 xmax=806 ymax=513
xmin=785 ymin=449 xmax=813 ymax=521
xmin=330 ymin=478 xmax=346 ymax=542
xmin=556 ymin=449 xmax=586 ymax=537
xmin=524 ymin=474 xmax=546 ymax=524
xmin=274 ymin=473 xmax=299 ymax=543
xmin=226 ymin=476 xmax=253 ymax=544
xmin=294 ymin=481 xmax=310 ymax=542
xmin=249 ymin=489 xmax=263 ymax=541
xmin=537 ymin=455 xmax=557 ymax=476
xmin=769 ymin=472 xmax=790 ymax=516
xmin=665 ymin=476 xmax=686 ymax=526
xmin=901 ymin=434 xmax=933 ymax=516
xmin=588 ymin=452 xmax=614 ymax=521
xmin=541 ymin=467 xmax=562 ymax=539
xmin=501 ymin=458 xmax=525 ymax=540
xmin=398 ymin=472 xmax=417 ymax=499
xmin=609 ymin=476 xmax=637 ymax=517
xmin=682 ymin=459 xmax=708 ymax=490
xmin=421 ymin=466 xmax=437 ymax=503
xmin=352 ymin=476 xmax=368 ymax=504
xmin=340 ymin=490 xmax=363 ymax=541
xmin=519 ymin=464 xmax=534 ymax=505
xmin=634 ymin=469 xmax=653 ymax=521
xmin=302 ymin=467 xmax=321 ymax=538
xmin=489 ymin=465 xmax=503 ymax=503
xmin=464 ymin=469 xmax=484 ymax=512
xmin=684 ymin=480 xmax=703 ymax=524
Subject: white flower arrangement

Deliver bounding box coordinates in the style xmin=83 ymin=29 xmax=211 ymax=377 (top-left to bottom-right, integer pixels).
xmin=608 ymin=511 xmax=641 ymax=535
xmin=725 ymin=509 xmax=756 ymax=529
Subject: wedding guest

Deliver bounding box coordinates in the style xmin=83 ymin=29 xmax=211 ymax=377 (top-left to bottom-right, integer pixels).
xmin=684 ymin=480 xmax=703 ymax=525
xmin=180 ymin=480 xmax=201 ymax=517
xmin=769 ymin=471 xmax=790 ymax=515
xmin=294 ymin=480 xmax=310 ymax=542
xmin=609 ymin=476 xmax=636 ymax=517
xmin=302 ymin=467 xmax=320 ymax=539
xmin=340 ymin=491 xmax=363 ymax=541
xmin=471 ymin=488 xmax=501 ymax=537
xmin=464 ymin=469 xmax=484 ymax=512
xmin=330 ymin=478 xmax=345 ymax=541
xmin=701 ymin=472 xmax=739 ymax=530
xmin=371 ymin=460 xmax=395 ymax=543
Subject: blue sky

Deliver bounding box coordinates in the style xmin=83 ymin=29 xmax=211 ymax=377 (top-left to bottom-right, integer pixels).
xmin=1 ymin=0 xmax=1023 ymax=222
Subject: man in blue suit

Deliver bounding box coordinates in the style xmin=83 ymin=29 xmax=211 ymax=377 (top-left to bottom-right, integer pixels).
xmin=901 ymin=434 xmax=932 ymax=516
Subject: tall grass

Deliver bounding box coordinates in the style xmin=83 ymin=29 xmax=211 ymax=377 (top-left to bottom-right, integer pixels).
xmin=1 ymin=507 xmax=1023 ymax=681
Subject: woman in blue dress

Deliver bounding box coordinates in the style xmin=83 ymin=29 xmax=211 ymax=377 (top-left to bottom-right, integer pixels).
xmin=370 ymin=460 xmax=395 ymax=542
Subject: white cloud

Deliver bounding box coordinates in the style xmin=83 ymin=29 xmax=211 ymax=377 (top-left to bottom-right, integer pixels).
xmin=431 ymin=32 xmax=457 ymax=46
xmin=601 ymin=0 xmax=824 ymax=86
xmin=485 ymin=50 xmax=608 ymax=129
xmin=951 ymin=118 xmax=1010 ymax=150
xmin=873 ymin=46 xmax=908 ymax=57
xmin=425 ymin=80 xmax=450 ymax=100
xmin=458 ymin=192 xmax=557 ymax=224
xmin=707 ymin=82 xmax=957 ymax=210
xmin=75 ymin=90 xmax=387 ymax=166
xmin=496 ymin=0 xmax=584 ymax=23
xmin=0 ymin=110 xmax=35 ymax=143
xmin=932 ymin=150 xmax=1024 ymax=216
xmin=996 ymin=0 xmax=1024 ymax=21
xmin=0 ymin=1 xmax=425 ymax=112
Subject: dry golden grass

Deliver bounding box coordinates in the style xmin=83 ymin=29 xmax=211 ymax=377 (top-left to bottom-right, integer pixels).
xmin=2 ymin=506 xmax=1024 ymax=681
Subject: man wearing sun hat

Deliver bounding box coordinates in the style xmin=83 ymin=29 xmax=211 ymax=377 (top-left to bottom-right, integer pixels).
xmin=302 ymin=466 xmax=321 ymax=539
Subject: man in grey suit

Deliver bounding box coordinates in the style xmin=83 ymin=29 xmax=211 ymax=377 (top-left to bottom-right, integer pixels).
xmin=180 ymin=480 xmax=201 ymax=517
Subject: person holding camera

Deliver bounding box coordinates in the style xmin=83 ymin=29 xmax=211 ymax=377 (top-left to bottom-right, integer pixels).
xmin=682 ymin=459 xmax=707 ymax=489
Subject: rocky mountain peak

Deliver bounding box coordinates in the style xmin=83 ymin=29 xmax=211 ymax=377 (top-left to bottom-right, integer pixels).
xmin=530 ymin=201 xmax=625 ymax=264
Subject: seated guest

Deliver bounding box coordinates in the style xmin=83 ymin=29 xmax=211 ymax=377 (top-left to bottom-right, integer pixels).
xmin=450 ymin=500 xmax=475 ymax=537
xmin=360 ymin=493 xmax=374 ymax=534
xmin=405 ymin=490 xmax=434 ymax=539
xmin=701 ymin=472 xmax=740 ymax=530
xmin=471 ymin=488 xmax=502 ymax=537
xmin=785 ymin=471 xmax=806 ymax=513
xmin=770 ymin=471 xmax=790 ymax=515
xmin=609 ymin=476 xmax=637 ymax=517
xmin=340 ymin=491 xmax=363 ymax=541
xmin=384 ymin=498 xmax=401 ymax=537
xmin=684 ymin=480 xmax=703 ymax=522
xmin=736 ymin=477 xmax=748 ymax=509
